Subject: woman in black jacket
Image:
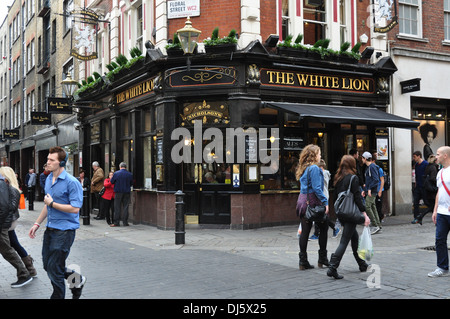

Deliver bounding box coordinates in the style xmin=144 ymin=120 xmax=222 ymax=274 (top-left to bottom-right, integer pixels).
xmin=327 ymin=155 xmax=371 ymax=279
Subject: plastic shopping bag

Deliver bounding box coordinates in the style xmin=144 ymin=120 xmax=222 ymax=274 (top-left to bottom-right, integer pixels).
xmin=297 ymin=222 xmax=302 ymax=238
xmin=357 ymin=226 xmax=373 ymax=261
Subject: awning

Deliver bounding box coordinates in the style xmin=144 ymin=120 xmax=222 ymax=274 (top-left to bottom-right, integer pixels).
xmin=263 ymin=102 xmax=419 ymax=129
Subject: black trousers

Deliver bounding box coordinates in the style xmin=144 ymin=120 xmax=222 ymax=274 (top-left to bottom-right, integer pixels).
xmin=333 ymin=221 xmax=359 ymax=262
xmin=299 ymin=217 xmax=328 ymax=253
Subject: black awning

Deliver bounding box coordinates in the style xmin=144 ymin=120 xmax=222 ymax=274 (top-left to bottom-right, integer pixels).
xmin=263 ymin=102 xmax=419 ymax=129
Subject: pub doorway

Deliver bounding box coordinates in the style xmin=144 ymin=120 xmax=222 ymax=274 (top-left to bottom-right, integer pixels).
xmin=182 ymin=137 xmax=231 ymax=225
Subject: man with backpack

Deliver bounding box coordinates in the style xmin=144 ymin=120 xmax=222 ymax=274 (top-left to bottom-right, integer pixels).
xmin=362 ymin=151 xmax=382 ymax=234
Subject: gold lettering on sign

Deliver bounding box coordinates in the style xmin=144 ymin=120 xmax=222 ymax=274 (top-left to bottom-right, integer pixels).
xmin=116 ymin=78 xmax=155 ymax=105
xmin=262 ymin=69 xmax=374 ymax=94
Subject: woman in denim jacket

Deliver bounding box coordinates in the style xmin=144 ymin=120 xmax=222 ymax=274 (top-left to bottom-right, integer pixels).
xmin=295 ymin=144 xmax=329 ymax=270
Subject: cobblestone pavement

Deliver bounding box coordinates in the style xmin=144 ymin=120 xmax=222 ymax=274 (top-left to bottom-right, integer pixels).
xmin=0 ymin=201 xmax=448 ymax=301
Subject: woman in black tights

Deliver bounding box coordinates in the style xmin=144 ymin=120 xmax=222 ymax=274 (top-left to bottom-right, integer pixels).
xmin=296 ymin=144 xmax=329 ymax=270
xmin=327 ymin=155 xmax=370 ymax=279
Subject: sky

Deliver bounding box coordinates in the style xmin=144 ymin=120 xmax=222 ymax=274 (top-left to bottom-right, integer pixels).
xmin=0 ymin=0 xmax=15 ymax=25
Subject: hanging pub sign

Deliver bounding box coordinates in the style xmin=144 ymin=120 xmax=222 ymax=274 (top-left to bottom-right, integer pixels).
xmin=31 ymin=112 xmax=52 ymax=125
xmin=47 ymin=97 xmax=72 ymax=114
xmin=180 ymin=100 xmax=230 ymax=126
xmin=373 ymin=0 xmax=398 ymax=33
xmin=70 ymin=8 xmax=99 ymax=61
xmin=3 ymin=129 xmax=20 ymax=139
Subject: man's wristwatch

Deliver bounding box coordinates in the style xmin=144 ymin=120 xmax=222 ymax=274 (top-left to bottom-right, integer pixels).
xmin=49 ymin=201 xmax=54 ymax=208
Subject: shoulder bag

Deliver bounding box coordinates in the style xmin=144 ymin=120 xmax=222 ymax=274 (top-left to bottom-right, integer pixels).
xmin=441 ymin=170 xmax=450 ymax=197
xmin=305 ymin=166 xmax=327 ymax=223
xmin=334 ymin=175 xmax=365 ymax=224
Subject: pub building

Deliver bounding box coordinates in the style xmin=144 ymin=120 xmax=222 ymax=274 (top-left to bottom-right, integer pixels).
xmin=75 ymin=40 xmax=418 ymax=230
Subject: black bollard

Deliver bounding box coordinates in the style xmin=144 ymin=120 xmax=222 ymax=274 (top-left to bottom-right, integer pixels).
xmin=82 ymin=189 xmax=90 ymax=225
xmin=175 ymin=190 xmax=185 ymax=245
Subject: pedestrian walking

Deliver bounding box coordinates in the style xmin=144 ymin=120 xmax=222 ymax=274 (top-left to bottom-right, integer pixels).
xmin=110 ymin=162 xmax=133 ymax=227
xmin=327 ymin=155 xmax=371 ymax=279
xmin=77 ymin=169 xmax=90 ymax=221
xmin=412 ymin=151 xmax=431 ymax=224
xmin=428 ymin=146 xmax=450 ymax=277
xmin=0 ymin=166 xmax=37 ymax=278
xmin=27 ymin=168 xmax=37 ymax=210
xmin=0 ymin=173 xmax=33 ymax=288
xmin=101 ymin=171 xmax=115 ymax=225
xmin=39 ymin=164 xmax=50 ymax=200
xmin=309 ymin=160 xmax=340 ymax=240
xmin=91 ymin=161 xmax=105 ymax=217
xmin=295 ymin=144 xmax=329 ymax=270
xmin=414 ymin=154 xmax=439 ymax=225
xmin=28 ymin=146 xmax=86 ymax=299
xmin=361 ymin=151 xmax=382 ymax=234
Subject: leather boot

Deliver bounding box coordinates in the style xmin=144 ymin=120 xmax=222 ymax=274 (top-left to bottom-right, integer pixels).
xmin=22 ymin=255 xmax=37 ymax=277
xmin=318 ymin=249 xmax=329 ymax=268
xmin=353 ymin=252 xmax=369 ymax=272
xmin=299 ymin=252 xmax=314 ymax=270
xmin=327 ymin=253 xmax=343 ymax=279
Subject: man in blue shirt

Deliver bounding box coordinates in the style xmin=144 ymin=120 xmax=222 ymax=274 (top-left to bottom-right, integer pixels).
xmin=29 ymin=146 xmax=86 ymax=299
xmin=110 ymin=162 xmax=133 ymax=227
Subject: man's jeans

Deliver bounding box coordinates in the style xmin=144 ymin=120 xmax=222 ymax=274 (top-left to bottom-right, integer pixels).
xmin=42 ymin=228 xmax=76 ymax=299
xmin=435 ymin=214 xmax=450 ymax=270
xmin=114 ymin=192 xmax=130 ymax=225
xmin=365 ymin=194 xmax=381 ymax=227
xmin=413 ymin=186 xmax=431 ymax=219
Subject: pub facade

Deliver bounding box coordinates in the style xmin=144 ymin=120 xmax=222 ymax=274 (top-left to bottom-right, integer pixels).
xmin=76 ymin=40 xmax=417 ymax=230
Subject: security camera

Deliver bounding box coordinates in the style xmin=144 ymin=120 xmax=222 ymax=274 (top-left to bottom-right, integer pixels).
xmin=74 ymin=123 xmax=81 ymax=130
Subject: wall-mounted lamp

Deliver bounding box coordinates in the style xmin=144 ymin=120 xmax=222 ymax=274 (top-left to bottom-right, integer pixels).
xmin=176 ymin=17 xmax=201 ymax=71
xmin=318 ymin=132 xmax=324 ymax=138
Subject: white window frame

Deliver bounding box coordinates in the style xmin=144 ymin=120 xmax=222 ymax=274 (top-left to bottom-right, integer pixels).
xmin=445 ymin=0 xmax=450 ymax=41
xmin=398 ymin=0 xmax=422 ymax=38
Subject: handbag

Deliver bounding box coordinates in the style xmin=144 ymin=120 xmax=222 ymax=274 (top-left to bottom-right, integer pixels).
xmin=305 ymin=167 xmax=327 ymax=223
xmin=334 ymin=175 xmax=365 ymax=224
xmin=99 ymin=187 xmax=106 ymax=196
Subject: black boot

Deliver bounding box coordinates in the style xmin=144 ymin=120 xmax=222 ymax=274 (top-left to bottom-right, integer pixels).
xmin=318 ymin=249 xmax=329 ymax=268
xmin=353 ymin=252 xmax=369 ymax=272
xmin=327 ymin=253 xmax=343 ymax=279
xmin=299 ymin=252 xmax=314 ymax=270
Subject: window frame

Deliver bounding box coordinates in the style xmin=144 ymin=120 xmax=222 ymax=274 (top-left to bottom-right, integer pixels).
xmin=398 ymin=0 xmax=422 ymax=38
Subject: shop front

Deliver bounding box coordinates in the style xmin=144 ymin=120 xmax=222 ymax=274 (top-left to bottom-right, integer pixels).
xmin=76 ymin=41 xmax=418 ymax=230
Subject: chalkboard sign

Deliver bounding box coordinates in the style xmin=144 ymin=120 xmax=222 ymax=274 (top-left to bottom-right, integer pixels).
xmin=156 ymin=137 xmax=164 ymax=164
xmin=283 ymin=137 xmax=304 ymax=151
xmin=245 ymin=135 xmax=258 ymax=163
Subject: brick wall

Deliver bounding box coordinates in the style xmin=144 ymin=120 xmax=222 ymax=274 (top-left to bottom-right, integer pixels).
xmin=168 ymin=0 xmax=241 ymax=42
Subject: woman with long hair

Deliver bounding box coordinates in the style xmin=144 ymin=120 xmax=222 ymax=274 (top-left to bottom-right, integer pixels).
xmin=295 ymin=144 xmax=329 ymax=270
xmin=0 ymin=166 xmax=37 ymax=278
xmin=327 ymin=155 xmax=370 ymax=279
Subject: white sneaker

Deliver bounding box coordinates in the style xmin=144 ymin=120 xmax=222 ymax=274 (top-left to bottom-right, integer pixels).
xmin=428 ymin=268 xmax=449 ymax=277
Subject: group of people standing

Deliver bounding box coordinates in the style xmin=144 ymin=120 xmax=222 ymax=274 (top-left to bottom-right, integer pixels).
xmin=295 ymin=144 xmax=385 ymax=280
xmin=78 ymin=161 xmax=133 ymax=227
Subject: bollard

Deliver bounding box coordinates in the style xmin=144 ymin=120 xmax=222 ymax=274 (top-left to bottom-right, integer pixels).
xmin=175 ymin=190 xmax=185 ymax=245
xmin=82 ymin=189 xmax=90 ymax=225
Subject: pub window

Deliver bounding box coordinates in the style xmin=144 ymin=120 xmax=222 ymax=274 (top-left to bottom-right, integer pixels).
xmin=122 ymin=114 xmax=130 ymax=136
xmin=281 ymin=0 xmax=290 ymax=40
xmin=303 ymin=0 xmax=326 ymax=45
xmin=339 ymin=0 xmax=348 ymax=45
xmin=143 ymin=136 xmax=154 ymax=189
xmin=399 ymin=0 xmax=421 ymax=37
xmin=136 ymin=4 xmax=143 ymax=51
xmin=51 ymin=19 xmax=56 ymax=52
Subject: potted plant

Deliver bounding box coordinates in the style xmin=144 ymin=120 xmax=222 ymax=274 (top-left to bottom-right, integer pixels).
xmin=165 ymin=33 xmax=184 ymax=57
xmin=204 ymin=28 xmax=237 ymax=54
xmin=338 ymin=42 xmax=361 ymax=64
xmin=277 ymin=34 xmax=308 ymax=58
